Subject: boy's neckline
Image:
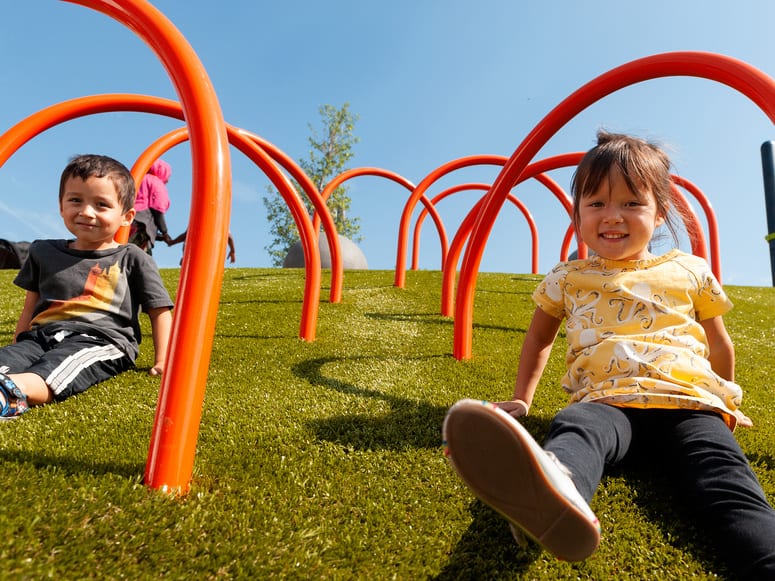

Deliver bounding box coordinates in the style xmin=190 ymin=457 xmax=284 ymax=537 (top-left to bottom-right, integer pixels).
xmin=65 ymin=239 xmax=121 ymax=252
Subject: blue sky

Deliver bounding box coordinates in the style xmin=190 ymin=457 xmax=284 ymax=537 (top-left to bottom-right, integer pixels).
xmin=2 ymin=1 xmax=775 ymax=286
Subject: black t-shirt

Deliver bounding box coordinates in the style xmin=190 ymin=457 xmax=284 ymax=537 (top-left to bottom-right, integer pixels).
xmin=14 ymin=240 xmax=173 ymax=360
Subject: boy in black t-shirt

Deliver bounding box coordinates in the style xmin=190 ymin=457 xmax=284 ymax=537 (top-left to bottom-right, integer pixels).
xmin=0 ymin=154 xmax=173 ymax=420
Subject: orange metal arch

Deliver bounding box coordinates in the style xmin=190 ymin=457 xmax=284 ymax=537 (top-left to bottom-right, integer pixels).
xmin=453 ymin=51 xmax=775 ymax=360
xmin=439 ymin=161 xmax=579 ymax=317
xmin=129 ymin=126 xmax=344 ymax=303
xmin=442 ymin=191 xmax=542 ymax=318
xmin=0 ymin=95 xmax=325 ymax=342
xmin=411 ymin=183 xmax=540 ymax=274
xmin=317 ymin=167 xmax=447 ymax=291
xmin=395 ymin=155 xmax=509 ymax=288
xmin=241 ymin=129 xmax=341 ymax=303
xmin=671 ymin=175 xmax=722 ymax=281
xmin=61 ymin=0 xmax=231 ymax=494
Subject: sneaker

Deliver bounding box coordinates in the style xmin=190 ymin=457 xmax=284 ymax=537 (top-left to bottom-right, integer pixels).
xmin=443 ymin=398 xmax=600 ymax=561
xmin=0 ymin=372 xmax=29 ymax=421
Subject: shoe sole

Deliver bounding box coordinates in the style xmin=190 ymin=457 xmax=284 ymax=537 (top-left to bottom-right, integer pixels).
xmin=443 ymin=399 xmax=600 ymax=561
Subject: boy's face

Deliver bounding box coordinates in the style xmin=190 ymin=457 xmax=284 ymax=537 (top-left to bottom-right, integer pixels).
xmin=59 ymin=176 xmax=135 ymax=251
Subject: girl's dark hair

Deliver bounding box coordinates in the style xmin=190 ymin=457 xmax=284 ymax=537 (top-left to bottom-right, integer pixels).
xmin=58 ymin=154 xmax=135 ymax=212
xmin=571 ymin=130 xmax=687 ymax=245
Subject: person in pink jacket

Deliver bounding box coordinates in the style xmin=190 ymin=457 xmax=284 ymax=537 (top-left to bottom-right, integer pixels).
xmin=129 ymin=159 xmax=173 ymax=254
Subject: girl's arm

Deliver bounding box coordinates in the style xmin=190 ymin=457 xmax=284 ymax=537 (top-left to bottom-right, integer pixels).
xmin=14 ymin=290 xmax=39 ymax=341
xmin=701 ymin=315 xmax=752 ymax=427
xmin=147 ymin=306 xmax=173 ymax=376
xmin=497 ymin=307 xmax=562 ymax=417
xmin=700 ymin=315 xmax=734 ymax=381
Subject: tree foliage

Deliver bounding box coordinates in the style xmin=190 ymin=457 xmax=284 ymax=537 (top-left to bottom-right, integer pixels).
xmin=262 ymin=103 xmax=361 ymax=266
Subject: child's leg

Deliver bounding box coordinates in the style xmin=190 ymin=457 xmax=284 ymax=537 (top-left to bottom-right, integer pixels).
xmin=7 ymin=372 xmax=52 ymax=405
xmin=0 ymin=333 xmax=48 ymax=415
xmin=542 ymin=402 xmax=634 ymax=502
xmin=23 ymin=333 xmax=133 ymax=402
xmin=443 ymin=399 xmax=601 ymax=561
xmin=4 ymin=330 xmax=133 ymax=408
xmin=670 ymin=411 xmax=775 ymax=578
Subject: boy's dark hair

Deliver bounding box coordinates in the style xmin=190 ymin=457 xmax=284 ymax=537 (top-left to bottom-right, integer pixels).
xmin=571 ymin=130 xmax=688 ymax=246
xmin=59 ymin=154 xmax=135 ymax=212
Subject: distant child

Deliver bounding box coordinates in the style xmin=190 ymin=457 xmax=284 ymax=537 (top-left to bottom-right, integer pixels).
xmin=443 ymin=131 xmax=775 ymax=577
xmin=0 ymin=154 xmax=173 ymax=420
xmin=129 ymin=159 xmax=173 ymax=254
xmin=167 ymin=229 xmax=236 ymax=264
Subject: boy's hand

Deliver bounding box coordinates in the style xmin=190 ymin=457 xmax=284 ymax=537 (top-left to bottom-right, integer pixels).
xmin=495 ymin=399 xmax=530 ymax=418
xmin=149 ymin=365 xmax=164 ymax=377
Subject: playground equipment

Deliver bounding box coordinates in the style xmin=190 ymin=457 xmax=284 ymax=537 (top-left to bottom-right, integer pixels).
xmin=3 ymin=1 xmax=756 ymax=498
xmin=411 ymin=183 xmax=539 ymax=275
xmin=316 ymin=166 xmax=446 ymax=293
xmin=0 ymin=0 xmax=232 ymax=494
xmin=760 ymin=141 xmax=775 ymax=285
xmin=451 ymin=51 xmax=775 ymax=360
xmin=394 ymin=154 xmax=514 ymax=288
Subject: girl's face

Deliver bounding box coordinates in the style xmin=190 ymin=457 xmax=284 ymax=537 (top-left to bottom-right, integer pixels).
xmin=60 ymin=176 xmax=135 ymax=251
xmin=577 ymin=167 xmax=665 ymax=261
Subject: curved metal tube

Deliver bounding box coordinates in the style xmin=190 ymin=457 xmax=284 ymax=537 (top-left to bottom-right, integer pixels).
xmin=454 ymin=51 xmax=775 ymax=360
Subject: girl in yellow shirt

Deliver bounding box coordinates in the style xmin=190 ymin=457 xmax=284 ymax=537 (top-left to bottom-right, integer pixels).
xmin=444 ymin=131 xmax=775 ymax=577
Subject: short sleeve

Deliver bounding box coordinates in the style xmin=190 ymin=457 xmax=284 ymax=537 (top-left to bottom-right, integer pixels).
xmin=532 ymin=263 xmax=568 ymax=320
xmin=685 ymin=256 xmax=732 ymax=321
xmin=694 ymin=272 xmax=732 ymax=321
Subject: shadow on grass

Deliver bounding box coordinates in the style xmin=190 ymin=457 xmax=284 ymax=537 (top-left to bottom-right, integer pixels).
xmin=364 ymin=311 xmax=452 ymax=324
xmin=748 ymin=451 xmax=775 ymax=470
xmin=606 ymin=458 xmax=731 ymax=577
xmin=0 ymin=449 xmax=143 ymax=480
xmin=363 ymin=311 xmax=527 ymax=334
xmin=295 ymin=356 xmax=450 ymax=450
xmin=219 ymin=298 xmax=303 ymax=306
xmin=434 ymin=501 xmax=542 ymax=580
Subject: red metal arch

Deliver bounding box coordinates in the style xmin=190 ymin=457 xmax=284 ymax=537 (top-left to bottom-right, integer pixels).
xmin=51 ymin=1 xmax=231 ymax=494
xmin=0 ymin=95 xmax=330 ymax=343
xmin=439 ymin=155 xmax=581 ymax=317
xmin=453 ymin=51 xmax=775 ymax=360
xmin=411 ymin=183 xmax=540 ymax=274
xmin=671 ymin=175 xmax=722 ymax=280
xmin=130 ymin=126 xmax=346 ymax=303
xmin=317 ymin=167 xmax=447 ymax=294
xmin=394 ymin=155 xmax=508 ymax=288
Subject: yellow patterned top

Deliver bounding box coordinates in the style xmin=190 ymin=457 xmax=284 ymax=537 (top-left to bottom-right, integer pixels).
xmin=533 ymin=249 xmax=742 ymax=429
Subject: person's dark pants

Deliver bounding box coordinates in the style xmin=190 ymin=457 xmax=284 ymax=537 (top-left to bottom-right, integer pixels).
xmin=544 ymin=402 xmax=775 ymax=579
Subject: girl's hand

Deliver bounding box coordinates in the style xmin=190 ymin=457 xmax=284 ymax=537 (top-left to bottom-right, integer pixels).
xmin=495 ymin=399 xmax=530 ymax=418
xmin=734 ymin=408 xmax=753 ymax=428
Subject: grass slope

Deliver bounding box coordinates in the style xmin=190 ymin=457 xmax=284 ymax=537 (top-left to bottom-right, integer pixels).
xmin=0 ymin=268 xmax=772 ymax=579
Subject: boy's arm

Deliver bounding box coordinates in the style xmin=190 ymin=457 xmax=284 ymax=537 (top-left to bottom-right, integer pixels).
xmin=700 ymin=315 xmax=752 ymax=427
xmin=496 ymin=307 xmax=562 ymax=417
xmin=147 ymin=306 xmax=173 ymax=376
xmin=14 ymin=290 xmax=39 ymax=341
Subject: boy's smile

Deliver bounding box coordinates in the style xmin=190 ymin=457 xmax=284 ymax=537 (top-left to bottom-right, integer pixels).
xmin=60 ymin=176 xmax=135 ymax=251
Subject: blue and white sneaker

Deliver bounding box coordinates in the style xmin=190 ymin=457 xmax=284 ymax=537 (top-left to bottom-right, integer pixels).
xmin=0 ymin=372 xmax=29 ymax=421
xmin=443 ymin=398 xmax=600 ymax=562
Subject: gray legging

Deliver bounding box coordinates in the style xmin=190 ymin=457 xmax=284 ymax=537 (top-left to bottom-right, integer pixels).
xmin=544 ymin=402 xmax=775 ymax=580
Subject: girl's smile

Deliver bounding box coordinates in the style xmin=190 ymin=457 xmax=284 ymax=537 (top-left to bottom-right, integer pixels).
xmin=577 ymin=167 xmax=665 ymax=261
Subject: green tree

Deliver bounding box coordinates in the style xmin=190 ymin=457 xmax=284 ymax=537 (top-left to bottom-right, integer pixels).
xmin=262 ymin=103 xmax=361 ymax=266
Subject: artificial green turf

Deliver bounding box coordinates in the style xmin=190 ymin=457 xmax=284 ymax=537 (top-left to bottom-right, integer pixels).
xmin=0 ymin=267 xmax=772 ymax=579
